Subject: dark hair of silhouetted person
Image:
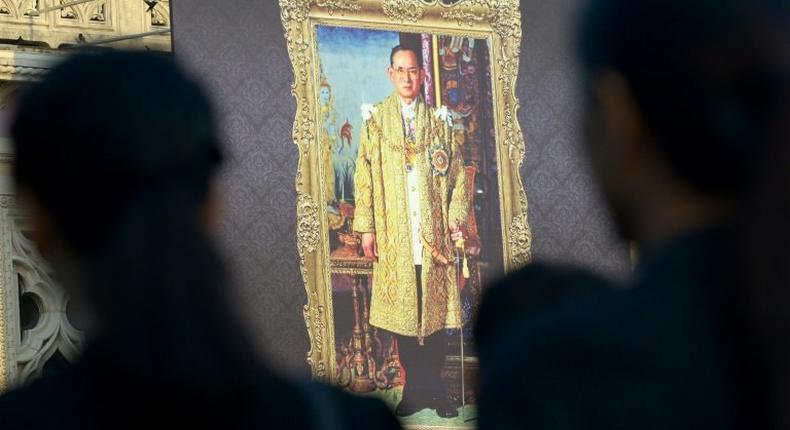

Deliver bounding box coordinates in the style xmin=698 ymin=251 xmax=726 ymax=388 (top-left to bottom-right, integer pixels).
xmin=579 ymin=0 xmax=790 ymax=426
xmin=11 ymin=51 xmax=259 ymax=404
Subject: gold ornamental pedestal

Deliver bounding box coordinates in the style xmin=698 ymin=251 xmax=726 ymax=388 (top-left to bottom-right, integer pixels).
xmin=330 ymin=256 xmax=377 ymax=393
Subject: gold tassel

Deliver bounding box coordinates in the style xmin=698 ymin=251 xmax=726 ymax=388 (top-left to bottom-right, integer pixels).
xmin=419 ymin=231 xmax=471 ymax=279
xmin=457 ymin=238 xmax=470 ymax=279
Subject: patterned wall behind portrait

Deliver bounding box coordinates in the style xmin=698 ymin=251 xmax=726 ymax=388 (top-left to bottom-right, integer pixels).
xmin=172 ymin=0 xmax=629 ymax=373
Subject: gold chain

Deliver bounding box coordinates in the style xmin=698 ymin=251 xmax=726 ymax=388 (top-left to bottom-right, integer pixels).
xmin=388 ymin=117 xmax=434 ymax=156
xmin=366 ymin=111 xmax=438 ymax=163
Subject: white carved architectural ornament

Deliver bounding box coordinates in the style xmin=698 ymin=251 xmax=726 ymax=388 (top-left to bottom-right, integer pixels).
xmin=0 ymin=0 xmax=171 ymax=51
xmin=1 ymin=206 xmax=83 ymax=388
xmin=0 ymin=0 xmax=172 ymax=390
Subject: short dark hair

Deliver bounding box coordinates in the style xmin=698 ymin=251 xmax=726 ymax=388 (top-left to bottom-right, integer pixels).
xmin=390 ymin=45 xmax=421 ymax=68
xmin=579 ymin=0 xmax=790 ymax=197
xmin=12 ymin=51 xmax=260 ymax=392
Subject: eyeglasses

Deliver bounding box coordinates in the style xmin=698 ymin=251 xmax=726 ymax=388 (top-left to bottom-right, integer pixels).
xmin=393 ymin=67 xmax=420 ymax=79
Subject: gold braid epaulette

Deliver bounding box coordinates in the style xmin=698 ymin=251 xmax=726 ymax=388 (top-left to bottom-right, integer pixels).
xmin=364 ymin=114 xmax=382 ymax=138
xmin=366 ymin=105 xmax=441 ymax=155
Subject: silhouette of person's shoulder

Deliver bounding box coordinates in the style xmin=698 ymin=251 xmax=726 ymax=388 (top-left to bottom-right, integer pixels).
xmin=476 ymin=229 xmax=738 ymax=429
xmin=294 ymin=377 xmax=402 ymax=430
xmin=476 ymin=263 xmax=614 ymax=344
xmin=0 ymin=365 xmax=83 ymax=428
xmin=0 ymin=358 xmax=400 ymax=430
xmin=253 ymin=372 xmax=401 ymax=430
xmin=476 ymin=263 xmax=617 ymax=375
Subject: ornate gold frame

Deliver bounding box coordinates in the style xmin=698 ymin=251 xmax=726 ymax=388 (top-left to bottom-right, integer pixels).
xmin=279 ymin=0 xmax=531 ymax=383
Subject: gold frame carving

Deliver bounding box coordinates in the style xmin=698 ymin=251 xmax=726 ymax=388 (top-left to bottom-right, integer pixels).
xmin=279 ymin=0 xmax=531 ymax=384
xmin=0 ymin=196 xmax=10 ymax=393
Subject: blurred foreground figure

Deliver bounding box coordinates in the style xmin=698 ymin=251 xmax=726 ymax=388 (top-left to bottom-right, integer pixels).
xmin=0 ymin=51 xmax=401 ymax=430
xmin=477 ymin=0 xmax=790 ymax=428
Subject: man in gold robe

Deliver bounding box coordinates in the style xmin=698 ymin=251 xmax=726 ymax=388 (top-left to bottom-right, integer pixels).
xmin=353 ymin=45 xmax=469 ymax=418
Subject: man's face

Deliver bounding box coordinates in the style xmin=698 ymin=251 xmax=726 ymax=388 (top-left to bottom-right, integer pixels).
xmin=388 ymin=50 xmax=425 ymax=101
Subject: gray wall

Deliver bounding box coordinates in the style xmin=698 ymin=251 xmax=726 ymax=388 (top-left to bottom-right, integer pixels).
xmin=172 ymin=0 xmax=629 ymax=373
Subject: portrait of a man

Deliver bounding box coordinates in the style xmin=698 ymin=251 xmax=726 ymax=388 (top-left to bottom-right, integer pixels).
xmin=353 ymin=45 xmax=469 ymax=418
xmin=316 ymin=25 xmax=504 ymax=427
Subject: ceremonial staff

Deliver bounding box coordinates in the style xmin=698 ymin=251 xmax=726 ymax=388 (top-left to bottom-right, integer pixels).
xmin=454 ymin=230 xmax=470 ymax=422
xmin=420 ymin=225 xmax=471 ymax=420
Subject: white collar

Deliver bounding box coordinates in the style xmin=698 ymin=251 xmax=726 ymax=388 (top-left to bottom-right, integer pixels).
xmin=400 ymin=97 xmax=418 ymax=116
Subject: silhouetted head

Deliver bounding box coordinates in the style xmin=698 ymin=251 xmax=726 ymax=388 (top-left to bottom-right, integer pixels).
xmin=13 ymin=51 xmax=221 ymax=261
xmin=578 ymin=0 xmax=790 ymax=244
xmin=11 ymin=51 xmax=256 ymax=396
xmin=579 ymin=1 xmax=790 ymax=425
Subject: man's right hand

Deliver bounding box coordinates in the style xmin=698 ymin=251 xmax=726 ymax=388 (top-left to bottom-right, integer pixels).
xmin=361 ymin=232 xmax=378 ymax=261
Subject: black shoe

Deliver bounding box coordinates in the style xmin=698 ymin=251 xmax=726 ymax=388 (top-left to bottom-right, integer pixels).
xmin=395 ymin=400 xmax=424 ymax=417
xmin=433 ymin=397 xmax=459 ymax=418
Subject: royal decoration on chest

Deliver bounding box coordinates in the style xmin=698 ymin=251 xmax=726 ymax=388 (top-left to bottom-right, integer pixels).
xmin=429 ymin=144 xmax=450 ymax=176
xmin=360 ymin=99 xmax=454 ymax=175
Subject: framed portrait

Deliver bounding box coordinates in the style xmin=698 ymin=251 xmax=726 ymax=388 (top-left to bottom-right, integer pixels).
xmin=279 ymin=1 xmax=531 ymax=427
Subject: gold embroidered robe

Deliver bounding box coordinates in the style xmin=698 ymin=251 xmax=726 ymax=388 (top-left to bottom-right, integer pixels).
xmin=353 ymin=93 xmax=469 ymax=339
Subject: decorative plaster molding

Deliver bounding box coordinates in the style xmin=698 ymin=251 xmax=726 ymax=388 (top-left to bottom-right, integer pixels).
xmin=0 ymin=51 xmax=60 ymax=82
xmin=8 ymin=212 xmax=82 ymax=386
